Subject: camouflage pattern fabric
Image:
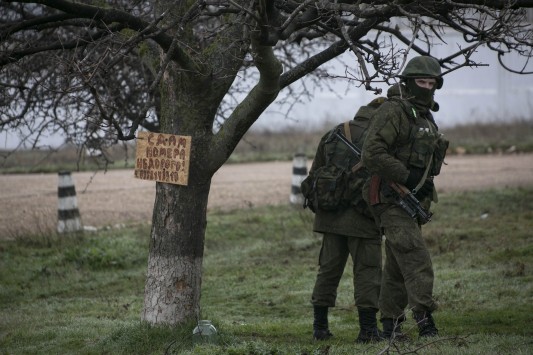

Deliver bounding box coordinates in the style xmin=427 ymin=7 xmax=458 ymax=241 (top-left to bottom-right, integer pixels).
xmin=362 ymin=84 xmax=441 ymax=201
xmin=311 ymin=232 xmax=381 ymax=308
xmin=374 ymin=205 xmax=437 ymax=318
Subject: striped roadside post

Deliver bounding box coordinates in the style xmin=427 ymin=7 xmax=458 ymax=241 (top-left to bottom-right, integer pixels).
xmin=289 ymin=153 xmax=308 ymax=205
xmin=57 ymin=171 xmax=82 ymax=233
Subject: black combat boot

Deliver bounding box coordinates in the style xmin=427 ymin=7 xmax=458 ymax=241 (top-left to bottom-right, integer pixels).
xmin=313 ymin=306 xmax=333 ymax=340
xmin=381 ymin=316 xmax=408 ymax=341
xmin=355 ymin=307 xmax=383 ymax=343
xmin=413 ymin=311 xmax=438 ymax=337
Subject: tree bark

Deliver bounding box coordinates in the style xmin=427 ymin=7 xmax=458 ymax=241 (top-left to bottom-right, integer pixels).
xmin=142 ymin=179 xmax=210 ymax=325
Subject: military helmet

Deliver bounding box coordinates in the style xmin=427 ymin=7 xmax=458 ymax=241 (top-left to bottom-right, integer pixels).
xmin=399 ymin=56 xmax=443 ymax=89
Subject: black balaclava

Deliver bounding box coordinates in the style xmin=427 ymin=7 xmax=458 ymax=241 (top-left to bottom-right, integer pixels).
xmin=405 ymin=78 xmax=436 ymax=108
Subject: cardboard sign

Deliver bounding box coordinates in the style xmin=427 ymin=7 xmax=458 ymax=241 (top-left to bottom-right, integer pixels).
xmin=134 ymin=132 xmax=191 ymax=185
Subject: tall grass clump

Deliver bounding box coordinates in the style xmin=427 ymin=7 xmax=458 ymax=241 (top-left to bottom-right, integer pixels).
xmin=0 ymin=142 xmax=135 ymax=174
xmin=442 ymin=119 xmax=533 ymax=154
xmin=0 ymin=187 xmax=532 ymax=354
xmin=226 ymin=120 xmax=533 ymax=162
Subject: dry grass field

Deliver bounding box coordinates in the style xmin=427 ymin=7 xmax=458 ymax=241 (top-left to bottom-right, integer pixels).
xmin=1 ymin=153 xmax=533 ymax=238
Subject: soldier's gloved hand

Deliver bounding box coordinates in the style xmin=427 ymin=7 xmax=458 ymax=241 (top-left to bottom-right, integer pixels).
xmin=415 ymin=179 xmax=434 ymax=200
xmin=405 ymin=168 xmax=425 ymax=190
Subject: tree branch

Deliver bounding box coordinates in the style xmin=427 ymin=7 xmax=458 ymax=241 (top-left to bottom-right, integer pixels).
xmin=4 ymin=0 xmax=201 ymax=72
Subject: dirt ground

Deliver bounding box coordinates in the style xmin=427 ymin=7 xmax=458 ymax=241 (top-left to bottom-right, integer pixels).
xmin=1 ymin=153 xmax=533 ymax=237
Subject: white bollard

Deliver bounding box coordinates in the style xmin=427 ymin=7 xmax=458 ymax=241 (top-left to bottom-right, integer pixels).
xmin=290 ymin=153 xmax=308 ymax=205
xmin=57 ymin=171 xmax=83 ymax=233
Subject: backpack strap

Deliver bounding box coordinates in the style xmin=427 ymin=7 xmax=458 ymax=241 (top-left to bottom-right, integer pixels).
xmin=351 ymin=161 xmax=364 ymax=173
xmin=343 ymin=121 xmax=352 ymax=142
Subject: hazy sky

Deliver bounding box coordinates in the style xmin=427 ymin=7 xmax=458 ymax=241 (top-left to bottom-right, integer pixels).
xmin=255 ymin=40 xmax=533 ymax=133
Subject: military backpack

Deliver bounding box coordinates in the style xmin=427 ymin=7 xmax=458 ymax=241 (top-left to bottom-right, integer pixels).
xmin=300 ymin=98 xmax=385 ymax=216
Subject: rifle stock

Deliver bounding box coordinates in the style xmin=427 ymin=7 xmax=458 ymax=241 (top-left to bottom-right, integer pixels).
xmin=333 ymin=130 xmax=432 ymax=224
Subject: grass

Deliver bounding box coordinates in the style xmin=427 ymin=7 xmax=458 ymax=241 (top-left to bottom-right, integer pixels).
xmin=0 ymin=187 xmax=532 ymax=354
xmin=0 ymin=143 xmax=135 ymax=174
xmin=441 ymin=120 xmax=533 ymax=155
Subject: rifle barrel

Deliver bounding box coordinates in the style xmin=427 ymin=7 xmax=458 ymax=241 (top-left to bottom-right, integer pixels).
xmin=333 ymin=131 xmax=362 ymax=156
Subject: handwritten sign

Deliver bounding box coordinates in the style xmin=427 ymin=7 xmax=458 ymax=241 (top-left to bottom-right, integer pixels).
xmin=134 ymin=132 xmax=191 ymax=185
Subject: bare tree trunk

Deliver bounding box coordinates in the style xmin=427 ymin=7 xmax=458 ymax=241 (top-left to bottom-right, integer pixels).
xmin=142 ymin=179 xmax=210 ymax=325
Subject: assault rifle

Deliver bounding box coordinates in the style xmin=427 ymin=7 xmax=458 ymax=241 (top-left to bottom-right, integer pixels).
xmin=333 ymin=130 xmax=433 ymax=224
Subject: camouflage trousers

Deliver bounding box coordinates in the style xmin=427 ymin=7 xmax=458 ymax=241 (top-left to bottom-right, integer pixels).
xmin=311 ymin=233 xmax=382 ymax=309
xmin=375 ymin=204 xmax=438 ymax=319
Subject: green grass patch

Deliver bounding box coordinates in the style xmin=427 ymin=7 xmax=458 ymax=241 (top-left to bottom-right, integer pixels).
xmin=441 ymin=120 xmax=533 ymax=154
xmin=1 ymin=188 xmax=532 ymax=354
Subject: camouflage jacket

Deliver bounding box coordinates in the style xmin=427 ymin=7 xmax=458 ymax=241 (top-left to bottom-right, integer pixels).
xmin=361 ymin=84 xmax=448 ymax=207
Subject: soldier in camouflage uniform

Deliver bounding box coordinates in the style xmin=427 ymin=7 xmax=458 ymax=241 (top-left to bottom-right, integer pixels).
xmin=361 ymin=56 xmax=449 ymax=339
xmin=304 ymin=98 xmax=384 ymax=343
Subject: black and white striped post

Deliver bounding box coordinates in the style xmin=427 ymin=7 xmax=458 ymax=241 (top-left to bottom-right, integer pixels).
xmin=57 ymin=171 xmax=82 ymax=233
xmin=290 ymin=153 xmax=307 ymax=205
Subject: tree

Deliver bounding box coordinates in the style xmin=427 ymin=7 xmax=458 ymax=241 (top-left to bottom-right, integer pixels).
xmin=1 ymin=0 xmax=532 ymax=325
